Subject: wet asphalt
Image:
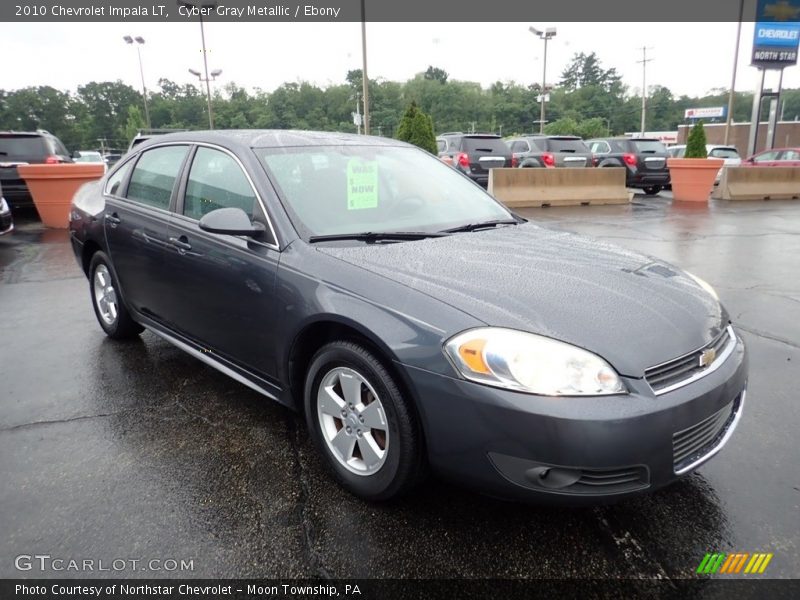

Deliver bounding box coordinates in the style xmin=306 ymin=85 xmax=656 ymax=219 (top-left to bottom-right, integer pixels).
xmin=1 ymin=195 xmax=798 ymax=581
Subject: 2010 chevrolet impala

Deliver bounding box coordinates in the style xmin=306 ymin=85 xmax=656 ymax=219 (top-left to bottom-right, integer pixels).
xmin=69 ymin=130 xmax=747 ymax=503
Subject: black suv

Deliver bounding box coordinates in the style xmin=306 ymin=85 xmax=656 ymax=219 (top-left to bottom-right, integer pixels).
xmin=587 ymin=137 xmax=670 ymax=195
xmin=0 ymin=130 xmax=73 ymax=207
xmin=436 ymin=133 xmax=512 ymax=187
xmin=506 ymin=135 xmax=594 ymax=168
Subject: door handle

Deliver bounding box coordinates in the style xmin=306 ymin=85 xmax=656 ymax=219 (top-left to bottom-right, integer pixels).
xmin=168 ymin=236 xmax=192 ymax=253
xmin=105 ymin=213 xmax=121 ymax=226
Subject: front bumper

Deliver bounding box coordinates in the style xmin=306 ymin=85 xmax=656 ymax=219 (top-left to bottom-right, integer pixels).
xmin=402 ymin=332 xmax=747 ymax=504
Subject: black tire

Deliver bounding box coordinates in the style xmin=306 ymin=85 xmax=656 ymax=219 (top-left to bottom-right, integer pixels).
xmin=642 ymin=185 xmax=662 ymax=196
xmin=88 ymin=251 xmax=143 ymax=340
xmin=304 ymin=340 xmax=425 ymax=501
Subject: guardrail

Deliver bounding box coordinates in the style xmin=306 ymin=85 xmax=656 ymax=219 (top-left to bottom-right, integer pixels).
xmin=713 ymin=166 xmax=800 ymax=201
xmin=488 ymin=167 xmax=630 ymax=208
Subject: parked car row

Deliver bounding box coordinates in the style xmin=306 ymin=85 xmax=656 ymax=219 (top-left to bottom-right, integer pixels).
xmin=436 ymin=132 xmax=673 ymax=195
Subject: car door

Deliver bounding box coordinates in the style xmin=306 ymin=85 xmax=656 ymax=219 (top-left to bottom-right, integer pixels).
xmin=749 ymin=149 xmax=781 ymax=166
xmin=104 ymin=144 xmax=190 ymax=322
xmin=162 ymin=144 xmax=281 ymax=380
xmin=777 ymin=149 xmax=800 ymax=166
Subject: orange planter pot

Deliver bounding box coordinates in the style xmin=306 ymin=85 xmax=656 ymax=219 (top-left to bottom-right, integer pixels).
xmin=17 ymin=164 xmax=105 ymax=228
xmin=667 ymin=158 xmax=724 ymax=203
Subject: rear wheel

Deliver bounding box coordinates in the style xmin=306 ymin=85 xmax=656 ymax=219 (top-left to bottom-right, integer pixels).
xmin=642 ymin=185 xmax=662 ymax=196
xmin=89 ymin=251 xmax=143 ymax=340
xmin=304 ymin=341 xmax=424 ymax=501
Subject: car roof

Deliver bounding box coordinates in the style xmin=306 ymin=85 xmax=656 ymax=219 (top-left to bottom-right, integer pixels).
xmin=134 ymin=129 xmax=412 ymax=151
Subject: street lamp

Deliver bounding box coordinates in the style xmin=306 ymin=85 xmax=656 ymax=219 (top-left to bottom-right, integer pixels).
xmin=177 ymin=0 xmax=218 ymax=129
xmin=188 ymin=68 xmax=223 ymax=128
xmin=123 ymin=35 xmax=151 ymax=128
xmin=529 ymin=26 xmax=556 ymax=134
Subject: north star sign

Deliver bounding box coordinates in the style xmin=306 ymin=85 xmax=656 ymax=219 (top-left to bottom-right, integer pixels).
xmin=752 ymin=0 xmax=800 ymax=67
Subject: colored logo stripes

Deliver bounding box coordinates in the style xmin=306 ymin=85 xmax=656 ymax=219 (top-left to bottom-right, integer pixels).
xmin=697 ymin=552 xmax=773 ymax=574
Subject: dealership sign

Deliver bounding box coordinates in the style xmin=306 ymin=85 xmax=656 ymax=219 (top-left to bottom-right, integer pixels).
xmin=684 ymin=107 xmax=726 ymax=119
xmin=752 ymin=0 xmax=800 ymax=67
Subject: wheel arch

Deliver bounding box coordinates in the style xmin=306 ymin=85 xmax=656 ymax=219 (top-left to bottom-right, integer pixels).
xmin=81 ymin=239 xmax=103 ymax=276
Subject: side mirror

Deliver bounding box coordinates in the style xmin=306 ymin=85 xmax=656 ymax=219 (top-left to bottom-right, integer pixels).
xmin=199 ymin=207 xmax=265 ymax=237
xmin=72 ymin=151 xmax=81 ymax=159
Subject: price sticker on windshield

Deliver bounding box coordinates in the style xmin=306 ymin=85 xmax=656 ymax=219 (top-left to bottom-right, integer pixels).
xmin=347 ymin=159 xmax=379 ymax=210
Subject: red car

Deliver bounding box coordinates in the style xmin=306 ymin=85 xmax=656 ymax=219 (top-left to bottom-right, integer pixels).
xmin=742 ymin=147 xmax=800 ymax=167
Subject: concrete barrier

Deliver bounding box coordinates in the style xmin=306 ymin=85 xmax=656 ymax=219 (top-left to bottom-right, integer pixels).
xmin=488 ymin=167 xmax=629 ymax=208
xmin=712 ymin=166 xmax=800 ymax=201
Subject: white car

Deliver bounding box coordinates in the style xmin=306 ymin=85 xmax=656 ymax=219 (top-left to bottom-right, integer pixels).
xmin=668 ymin=144 xmax=741 ymax=184
xmin=73 ymin=151 xmax=108 ymax=173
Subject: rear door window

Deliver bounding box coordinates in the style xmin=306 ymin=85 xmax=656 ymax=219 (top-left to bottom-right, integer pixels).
xmin=780 ymin=150 xmax=800 ymax=161
xmin=126 ymin=145 xmax=189 ymax=210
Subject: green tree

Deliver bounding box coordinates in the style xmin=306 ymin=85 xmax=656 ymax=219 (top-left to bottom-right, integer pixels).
xmin=544 ymin=117 xmax=580 ymax=135
xmin=124 ymin=105 xmax=146 ymax=141
xmin=685 ymin=121 xmax=708 ymax=158
xmin=424 ymin=66 xmax=449 ymax=84
xmin=395 ymin=101 xmax=437 ymax=154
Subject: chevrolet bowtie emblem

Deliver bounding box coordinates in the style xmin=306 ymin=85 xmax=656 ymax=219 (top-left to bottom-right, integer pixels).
xmin=700 ymin=348 xmax=717 ymax=368
xmin=765 ymin=1 xmax=800 ymax=21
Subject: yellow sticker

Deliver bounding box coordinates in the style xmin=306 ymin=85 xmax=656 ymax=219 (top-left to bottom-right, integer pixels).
xmin=347 ymin=159 xmax=379 ymax=210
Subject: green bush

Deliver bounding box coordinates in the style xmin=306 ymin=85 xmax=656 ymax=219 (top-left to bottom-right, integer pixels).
xmin=395 ymin=101 xmax=437 ymax=154
xmin=685 ymin=121 xmax=708 ymax=158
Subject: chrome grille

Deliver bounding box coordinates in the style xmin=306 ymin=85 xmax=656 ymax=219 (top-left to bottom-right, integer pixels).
xmin=673 ymin=396 xmax=739 ymax=472
xmin=645 ymin=326 xmax=734 ymax=394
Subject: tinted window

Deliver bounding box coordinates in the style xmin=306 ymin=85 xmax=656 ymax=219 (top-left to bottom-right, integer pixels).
xmin=461 ymin=137 xmax=509 ymax=154
xmin=546 ymin=138 xmax=589 ymax=152
xmin=126 ymin=145 xmax=188 ymax=210
xmin=0 ymin=135 xmax=47 ymax=158
xmin=436 ymin=140 xmax=446 ymax=152
xmin=105 ymin=161 xmax=132 ymax=196
xmin=589 ymin=141 xmax=610 ymax=154
xmin=632 ymin=140 xmax=667 ymax=153
xmin=184 ymin=147 xmax=257 ymax=220
xmin=708 ymin=148 xmax=739 ymax=159
xmin=668 ymin=146 xmax=686 ymax=158
xmin=509 ymin=140 xmax=529 ymax=152
xmin=49 ymin=137 xmax=69 ymax=156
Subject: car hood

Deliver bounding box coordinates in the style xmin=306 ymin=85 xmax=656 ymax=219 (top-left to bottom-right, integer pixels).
xmin=317 ymin=223 xmax=726 ymax=377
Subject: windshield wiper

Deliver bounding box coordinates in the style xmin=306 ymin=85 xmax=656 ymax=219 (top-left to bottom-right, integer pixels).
xmin=308 ymin=231 xmax=449 ymax=244
xmin=441 ymin=218 xmax=522 ymax=233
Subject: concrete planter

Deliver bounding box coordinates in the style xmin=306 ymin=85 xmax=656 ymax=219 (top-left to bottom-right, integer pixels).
xmin=667 ymin=158 xmax=724 ymax=203
xmin=17 ymin=164 xmax=104 ymax=228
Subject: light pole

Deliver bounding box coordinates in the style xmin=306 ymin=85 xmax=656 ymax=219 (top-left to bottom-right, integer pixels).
xmin=360 ymin=0 xmax=370 ymax=135
xmin=178 ymin=0 xmax=218 ymax=129
xmin=637 ymin=46 xmax=653 ymax=135
xmin=188 ymin=68 xmax=223 ymax=129
xmin=123 ymin=35 xmax=151 ymax=128
xmin=529 ymin=26 xmax=556 ymax=134
xmin=724 ymin=0 xmax=745 ymax=145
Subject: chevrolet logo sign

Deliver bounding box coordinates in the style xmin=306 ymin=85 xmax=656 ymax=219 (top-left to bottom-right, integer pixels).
xmin=765 ymin=1 xmax=800 ymax=21
xmin=699 ymin=348 xmax=717 ymax=368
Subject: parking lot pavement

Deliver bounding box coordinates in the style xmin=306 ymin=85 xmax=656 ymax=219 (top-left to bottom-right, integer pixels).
xmin=1 ymin=196 xmax=798 ymax=581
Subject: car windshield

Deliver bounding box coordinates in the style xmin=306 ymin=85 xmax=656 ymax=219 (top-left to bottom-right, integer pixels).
xmin=0 ymin=135 xmax=46 ymax=158
xmin=708 ymin=148 xmax=739 ymax=159
xmin=632 ymin=140 xmax=667 ymax=153
xmin=546 ymin=138 xmax=589 ymax=152
xmin=258 ymin=145 xmax=513 ymax=238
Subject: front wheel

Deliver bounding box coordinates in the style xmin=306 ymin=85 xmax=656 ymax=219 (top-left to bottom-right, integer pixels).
xmin=642 ymin=185 xmax=662 ymax=196
xmin=304 ymin=341 xmax=424 ymax=501
xmin=89 ymin=251 xmax=143 ymax=340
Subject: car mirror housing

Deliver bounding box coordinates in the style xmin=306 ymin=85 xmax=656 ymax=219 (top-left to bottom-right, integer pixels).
xmin=199 ymin=207 xmax=265 ymax=237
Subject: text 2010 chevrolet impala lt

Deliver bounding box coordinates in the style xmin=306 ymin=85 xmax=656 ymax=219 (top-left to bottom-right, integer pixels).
xmin=69 ymin=131 xmax=747 ymax=503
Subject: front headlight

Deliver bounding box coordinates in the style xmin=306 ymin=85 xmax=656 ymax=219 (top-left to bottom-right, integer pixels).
xmin=444 ymin=328 xmax=626 ymax=396
xmin=686 ymin=272 xmax=719 ymax=301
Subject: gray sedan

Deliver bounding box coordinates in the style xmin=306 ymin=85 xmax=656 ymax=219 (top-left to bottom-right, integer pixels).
xmin=68 ymin=130 xmax=747 ymax=503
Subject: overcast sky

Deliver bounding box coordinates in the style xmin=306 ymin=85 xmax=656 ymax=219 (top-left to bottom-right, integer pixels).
xmin=2 ymin=22 xmax=798 ymax=100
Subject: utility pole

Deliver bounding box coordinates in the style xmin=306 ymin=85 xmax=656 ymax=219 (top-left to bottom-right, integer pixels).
xmin=637 ymin=46 xmax=653 ymax=135
xmin=724 ymin=0 xmax=745 ymax=145
xmin=529 ymin=27 xmax=556 ymax=134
